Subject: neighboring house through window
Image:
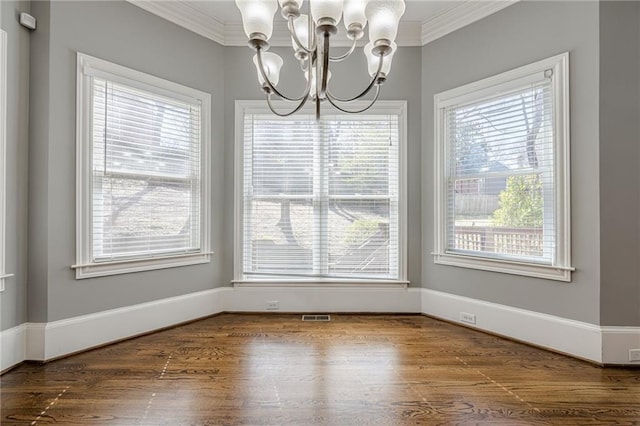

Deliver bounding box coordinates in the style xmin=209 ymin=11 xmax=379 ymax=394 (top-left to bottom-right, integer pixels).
xmin=74 ymin=53 xmax=211 ymax=279
xmin=433 ymin=53 xmax=572 ymax=281
xmin=235 ymin=101 xmax=407 ymax=284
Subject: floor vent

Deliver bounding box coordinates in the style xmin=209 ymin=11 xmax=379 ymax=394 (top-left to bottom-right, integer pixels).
xmin=302 ymin=314 xmax=331 ymax=322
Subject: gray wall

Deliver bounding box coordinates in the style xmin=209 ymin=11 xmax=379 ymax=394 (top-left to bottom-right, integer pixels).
xmin=223 ymin=45 xmax=423 ymax=286
xmin=28 ymin=0 xmax=49 ymax=324
xmin=28 ymin=1 xmax=226 ymax=322
xmin=421 ymin=1 xmax=603 ymax=324
xmin=25 ymin=1 xmax=424 ymax=325
xmin=1 ymin=1 xmax=30 ymax=331
xmin=9 ymin=1 xmax=640 ymax=328
xmin=598 ymin=1 xmax=640 ymax=326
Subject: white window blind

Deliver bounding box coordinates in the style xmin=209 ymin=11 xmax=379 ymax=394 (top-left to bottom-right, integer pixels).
xmin=241 ymin=112 xmax=401 ymax=281
xmin=434 ymin=53 xmax=572 ymax=281
xmin=446 ymin=80 xmax=554 ymax=263
xmin=91 ymin=79 xmax=202 ymax=260
xmin=75 ymin=53 xmax=211 ymax=279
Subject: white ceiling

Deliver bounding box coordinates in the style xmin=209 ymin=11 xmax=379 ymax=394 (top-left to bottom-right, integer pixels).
xmin=128 ymin=0 xmax=518 ymax=47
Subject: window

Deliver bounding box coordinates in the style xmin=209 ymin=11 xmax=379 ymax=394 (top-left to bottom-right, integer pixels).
xmin=74 ymin=53 xmax=211 ymax=279
xmin=235 ymin=101 xmax=407 ymax=284
xmin=434 ymin=53 xmax=572 ymax=281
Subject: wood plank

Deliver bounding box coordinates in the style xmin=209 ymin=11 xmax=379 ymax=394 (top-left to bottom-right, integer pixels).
xmin=1 ymin=314 xmax=639 ymax=425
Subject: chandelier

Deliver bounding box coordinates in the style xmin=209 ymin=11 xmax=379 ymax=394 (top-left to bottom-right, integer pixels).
xmin=235 ymin=0 xmax=406 ymax=118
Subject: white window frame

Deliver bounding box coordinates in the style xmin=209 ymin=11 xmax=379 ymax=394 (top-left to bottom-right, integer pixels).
xmin=0 ymin=29 xmax=10 ymax=291
xmin=433 ymin=53 xmax=573 ymax=282
xmin=74 ymin=53 xmax=212 ymax=279
xmin=234 ymin=100 xmax=408 ymax=287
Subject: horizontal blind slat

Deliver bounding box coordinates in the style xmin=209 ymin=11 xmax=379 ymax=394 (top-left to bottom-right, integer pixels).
xmin=92 ymin=77 xmax=202 ymax=260
xmin=446 ymin=81 xmax=555 ymax=264
xmin=242 ymin=113 xmax=400 ymax=280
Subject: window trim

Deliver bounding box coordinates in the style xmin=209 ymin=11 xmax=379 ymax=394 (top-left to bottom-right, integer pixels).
xmin=234 ymin=100 xmax=408 ymax=285
xmin=433 ymin=53 xmax=573 ymax=282
xmin=74 ymin=52 xmax=212 ymax=279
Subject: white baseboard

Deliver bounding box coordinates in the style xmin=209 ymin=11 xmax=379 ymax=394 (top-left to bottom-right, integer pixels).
xmin=25 ymin=323 xmax=46 ymax=361
xmin=225 ymin=285 xmax=422 ymax=313
xmin=421 ymin=288 xmax=640 ymax=365
xmin=0 ymin=324 xmax=26 ymax=372
xmin=601 ymin=327 xmax=640 ymax=365
xmin=18 ymin=286 xmax=417 ymax=363
xmin=2 ymin=286 xmax=639 ymax=368
xmin=26 ymin=287 xmax=230 ymax=361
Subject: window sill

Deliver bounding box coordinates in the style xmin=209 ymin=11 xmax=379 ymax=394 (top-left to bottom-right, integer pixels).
xmin=72 ymin=252 xmax=212 ymax=279
xmin=0 ymin=273 xmax=13 ymax=292
xmin=433 ymin=252 xmax=573 ymax=282
xmin=232 ymin=279 xmax=409 ymax=289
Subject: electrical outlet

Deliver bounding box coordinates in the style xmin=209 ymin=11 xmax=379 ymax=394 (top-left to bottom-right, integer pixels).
xmin=460 ymin=312 xmax=476 ymax=325
xmin=629 ymin=349 xmax=640 ymax=362
xmin=266 ymin=301 xmax=279 ymax=310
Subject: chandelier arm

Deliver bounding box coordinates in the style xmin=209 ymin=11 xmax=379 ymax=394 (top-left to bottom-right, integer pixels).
xmin=309 ymin=11 xmax=317 ymax=52
xmin=325 ymin=55 xmax=385 ymax=103
xmin=256 ymin=47 xmax=308 ymax=102
xmin=288 ymin=16 xmax=316 ymax=53
xmin=319 ymin=32 xmax=330 ymax=99
xmin=326 ymin=85 xmax=381 ymax=114
xmin=329 ymin=38 xmax=357 ymax=62
xmin=266 ymin=92 xmax=311 ymax=117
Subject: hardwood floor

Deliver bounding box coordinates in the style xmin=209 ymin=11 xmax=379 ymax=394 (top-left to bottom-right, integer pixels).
xmin=1 ymin=314 xmax=639 ymax=425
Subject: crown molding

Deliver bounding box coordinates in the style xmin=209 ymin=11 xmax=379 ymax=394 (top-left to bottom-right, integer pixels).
xmin=395 ymin=20 xmax=424 ymax=48
xmin=421 ymin=0 xmax=520 ymax=45
xmin=128 ymin=1 xmax=518 ymax=47
xmin=128 ymin=0 xmax=226 ymax=45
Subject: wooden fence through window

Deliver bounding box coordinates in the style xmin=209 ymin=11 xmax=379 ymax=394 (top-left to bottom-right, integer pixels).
xmin=453 ymin=226 xmax=544 ymax=257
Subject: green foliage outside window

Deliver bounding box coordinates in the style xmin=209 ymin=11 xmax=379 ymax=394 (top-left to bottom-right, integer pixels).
xmin=492 ymin=175 xmax=543 ymax=228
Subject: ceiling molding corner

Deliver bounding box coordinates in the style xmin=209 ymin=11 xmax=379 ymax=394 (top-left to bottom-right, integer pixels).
xmin=421 ymin=0 xmax=520 ymax=46
xmin=127 ymin=0 xmax=226 ymax=45
xmin=223 ymin=22 xmax=251 ymax=47
xmin=395 ymin=21 xmax=424 ymax=47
